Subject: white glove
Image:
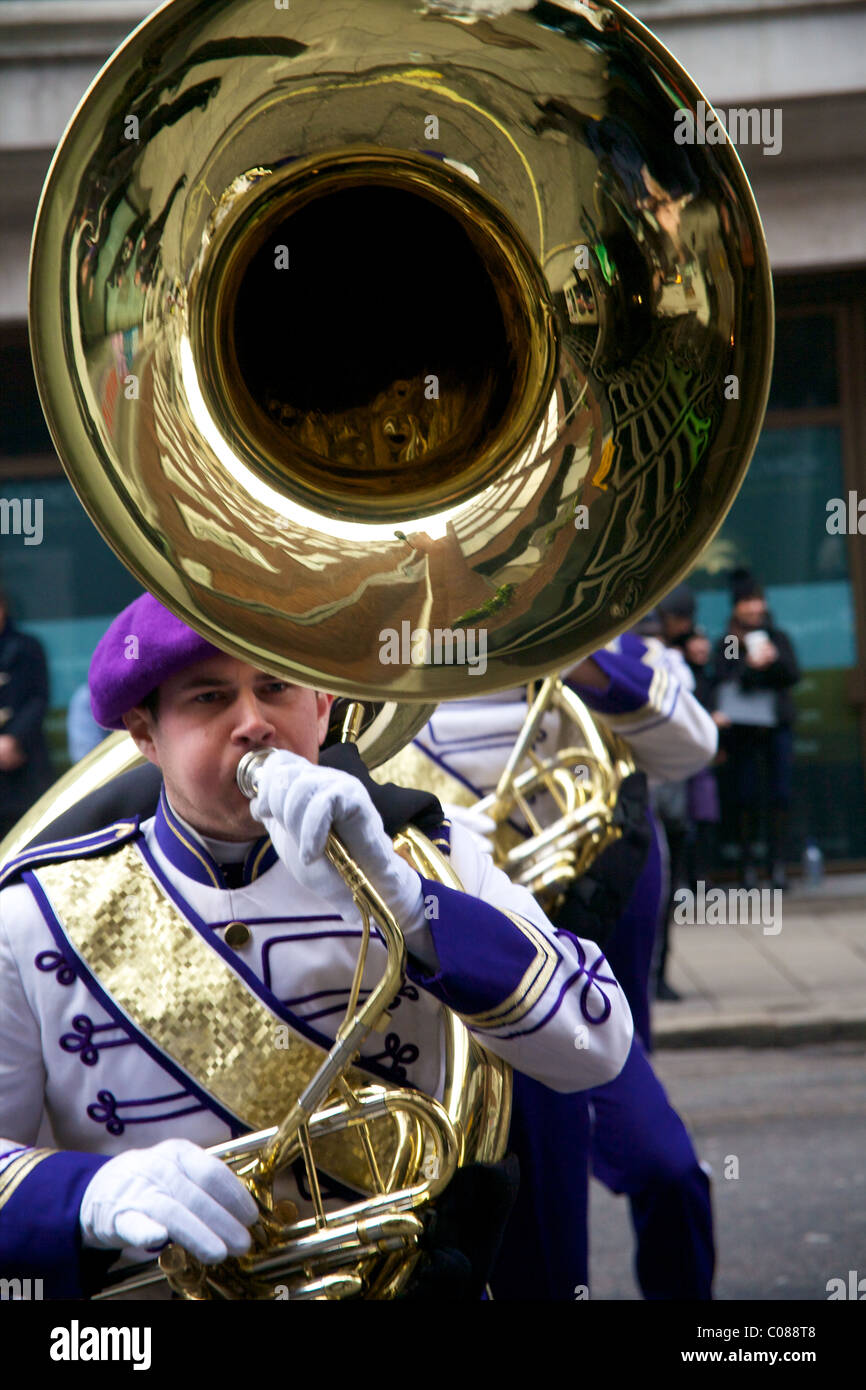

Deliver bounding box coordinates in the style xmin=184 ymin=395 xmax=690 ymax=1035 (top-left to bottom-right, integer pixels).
xmin=79 ymin=1139 xmax=258 ymax=1264
xmin=250 ymin=750 xmax=426 ymax=936
xmin=443 ymin=803 xmax=496 ymax=856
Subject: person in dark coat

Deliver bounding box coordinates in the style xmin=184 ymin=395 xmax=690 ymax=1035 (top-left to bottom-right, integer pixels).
xmin=0 ymin=592 xmax=53 ymax=842
xmin=711 ymin=570 xmax=800 ymax=889
xmin=682 ymin=627 xmax=721 ymax=889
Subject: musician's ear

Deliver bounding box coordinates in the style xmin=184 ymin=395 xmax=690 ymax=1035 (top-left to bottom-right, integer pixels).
xmin=123 ymin=704 xmax=161 ymax=766
xmin=316 ymin=692 xmax=335 ymax=748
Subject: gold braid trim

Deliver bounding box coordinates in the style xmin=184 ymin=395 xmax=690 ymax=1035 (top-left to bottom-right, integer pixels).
xmin=457 ymin=910 xmax=558 ymax=1030
xmin=0 ymin=1148 xmax=55 ymax=1211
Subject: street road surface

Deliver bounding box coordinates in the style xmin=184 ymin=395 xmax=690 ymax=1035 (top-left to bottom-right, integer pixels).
xmin=588 ymin=1042 xmax=866 ymax=1300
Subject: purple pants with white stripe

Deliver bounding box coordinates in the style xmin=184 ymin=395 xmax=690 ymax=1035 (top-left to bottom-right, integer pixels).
xmin=492 ymin=815 xmax=714 ymax=1300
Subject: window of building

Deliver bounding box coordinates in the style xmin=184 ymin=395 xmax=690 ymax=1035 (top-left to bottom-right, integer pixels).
xmin=689 ymin=285 xmax=866 ymax=863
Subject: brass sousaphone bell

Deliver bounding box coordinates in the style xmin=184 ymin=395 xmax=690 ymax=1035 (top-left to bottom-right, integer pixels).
xmin=25 ymin=0 xmax=773 ymax=1297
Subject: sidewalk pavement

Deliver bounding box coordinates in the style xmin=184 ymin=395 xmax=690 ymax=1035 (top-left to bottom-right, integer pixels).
xmin=653 ymin=874 xmax=866 ymax=1048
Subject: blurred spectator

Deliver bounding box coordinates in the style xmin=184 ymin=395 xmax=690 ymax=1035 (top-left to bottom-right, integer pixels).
xmin=0 ymin=591 xmax=53 ymax=841
xmin=652 ymin=585 xmax=698 ymax=1001
xmin=683 ymin=629 xmax=714 ymax=709
xmin=67 ymin=681 xmax=110 ymax=763
xmin=711 ymin=569 xmax=800 ymax=890
xmin=682 ymin=628 xmax=721 ymax=888
xmin=657 ymin=583 xmax=697 ymax=662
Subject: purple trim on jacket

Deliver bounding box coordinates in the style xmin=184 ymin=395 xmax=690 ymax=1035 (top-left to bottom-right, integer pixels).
xmin=407 ymin=876 xmax=538 ymax=1016
xmin=0 ymin=819 xmax=140 ymax=890
xmin=0 ymin=1149 xmax=110 ymax=1298
xmin=154 ymin=789 xmax=278 ymax=890
xmin=568 ymin=643 xmax=657 ymax=717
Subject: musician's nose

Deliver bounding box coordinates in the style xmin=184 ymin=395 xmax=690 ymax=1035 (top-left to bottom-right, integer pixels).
xmin=231 ymin=688 xmax=276 ymax=745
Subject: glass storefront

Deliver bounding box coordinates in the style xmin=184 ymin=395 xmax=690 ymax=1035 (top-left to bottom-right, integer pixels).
xmin=688 ymin=306 xmax=866 ymax=863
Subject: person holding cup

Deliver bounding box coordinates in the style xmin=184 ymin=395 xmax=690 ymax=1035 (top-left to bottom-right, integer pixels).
xmin=712 ymin=570 xmax=800 ymax=890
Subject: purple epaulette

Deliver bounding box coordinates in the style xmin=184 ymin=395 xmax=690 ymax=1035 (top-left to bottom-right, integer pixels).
xmin=0 ymin=819 xmax=141 ymax=890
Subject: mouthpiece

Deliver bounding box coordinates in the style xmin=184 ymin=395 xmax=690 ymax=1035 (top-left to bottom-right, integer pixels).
xmin=236 ymin=748 xmax=275 ymax=799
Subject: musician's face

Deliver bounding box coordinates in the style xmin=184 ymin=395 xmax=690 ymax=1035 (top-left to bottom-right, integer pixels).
xmin=123 ymin=655 xmax=333 ymax=840
xmin=734 ymin=597 xmax=767 ymax=629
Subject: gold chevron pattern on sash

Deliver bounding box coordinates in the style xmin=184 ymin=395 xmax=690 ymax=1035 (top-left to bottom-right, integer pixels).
xmin=35 ymin=844 xmax=397 ymax=1192
xmin=373 ymin=739 xmax=527 ymax=866
xmin=373 ymin=741 xmax=477 ymax=812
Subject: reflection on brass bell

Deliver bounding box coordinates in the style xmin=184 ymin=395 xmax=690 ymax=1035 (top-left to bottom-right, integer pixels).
xmin=225 ymin=922 xmax=251 ymax=949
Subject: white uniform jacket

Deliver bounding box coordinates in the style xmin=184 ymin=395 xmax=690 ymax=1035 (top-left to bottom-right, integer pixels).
xmin=412 ymin=631 xmax=718 ymax=797
xmin=0 ymin=787 xmax=633 ymax=1294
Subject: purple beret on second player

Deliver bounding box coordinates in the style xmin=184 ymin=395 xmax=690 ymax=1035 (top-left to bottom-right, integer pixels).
xmin=89 ymin=594 xmax=222 ymax=730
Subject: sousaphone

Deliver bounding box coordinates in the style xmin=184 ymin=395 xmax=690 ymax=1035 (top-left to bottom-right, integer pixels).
xmin=25 ymin=0 xmax=773 ymax=1297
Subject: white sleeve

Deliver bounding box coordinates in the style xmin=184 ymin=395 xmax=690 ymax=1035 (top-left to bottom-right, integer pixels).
xmin=415 ymin=826 xmax=633 ymax=1094
xmin=576 ymin=637 xmax=718 ymax=784
xmin=0 ymin=887 xmax=48 ymax=1151
xmin=615 ymin=684 xmax=718 ymax=784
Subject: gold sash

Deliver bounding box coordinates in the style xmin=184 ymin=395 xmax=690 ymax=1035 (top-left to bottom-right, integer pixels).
xmin=373 ymin=741 xmax=477 ymax=810
xmin=35 ymin=842 xmax=397 ymax=1191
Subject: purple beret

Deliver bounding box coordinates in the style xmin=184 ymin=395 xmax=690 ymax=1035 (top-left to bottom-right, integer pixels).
xmin=89 ymin=594 xmax=223 ymax=730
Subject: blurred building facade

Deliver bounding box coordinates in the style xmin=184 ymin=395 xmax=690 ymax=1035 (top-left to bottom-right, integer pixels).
xmin=631 ymin=0 xmax=866 ymax=864
xmin=1 ymin=0 xmax=865 ymax=861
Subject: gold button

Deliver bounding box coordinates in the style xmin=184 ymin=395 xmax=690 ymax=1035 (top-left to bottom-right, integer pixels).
xmin=225 ymin=921 xmax=251 ymax=949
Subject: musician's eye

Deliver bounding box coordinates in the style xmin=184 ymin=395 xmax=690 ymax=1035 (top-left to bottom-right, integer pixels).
xmin=194 ymin=690 xmax=225 ymax=704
